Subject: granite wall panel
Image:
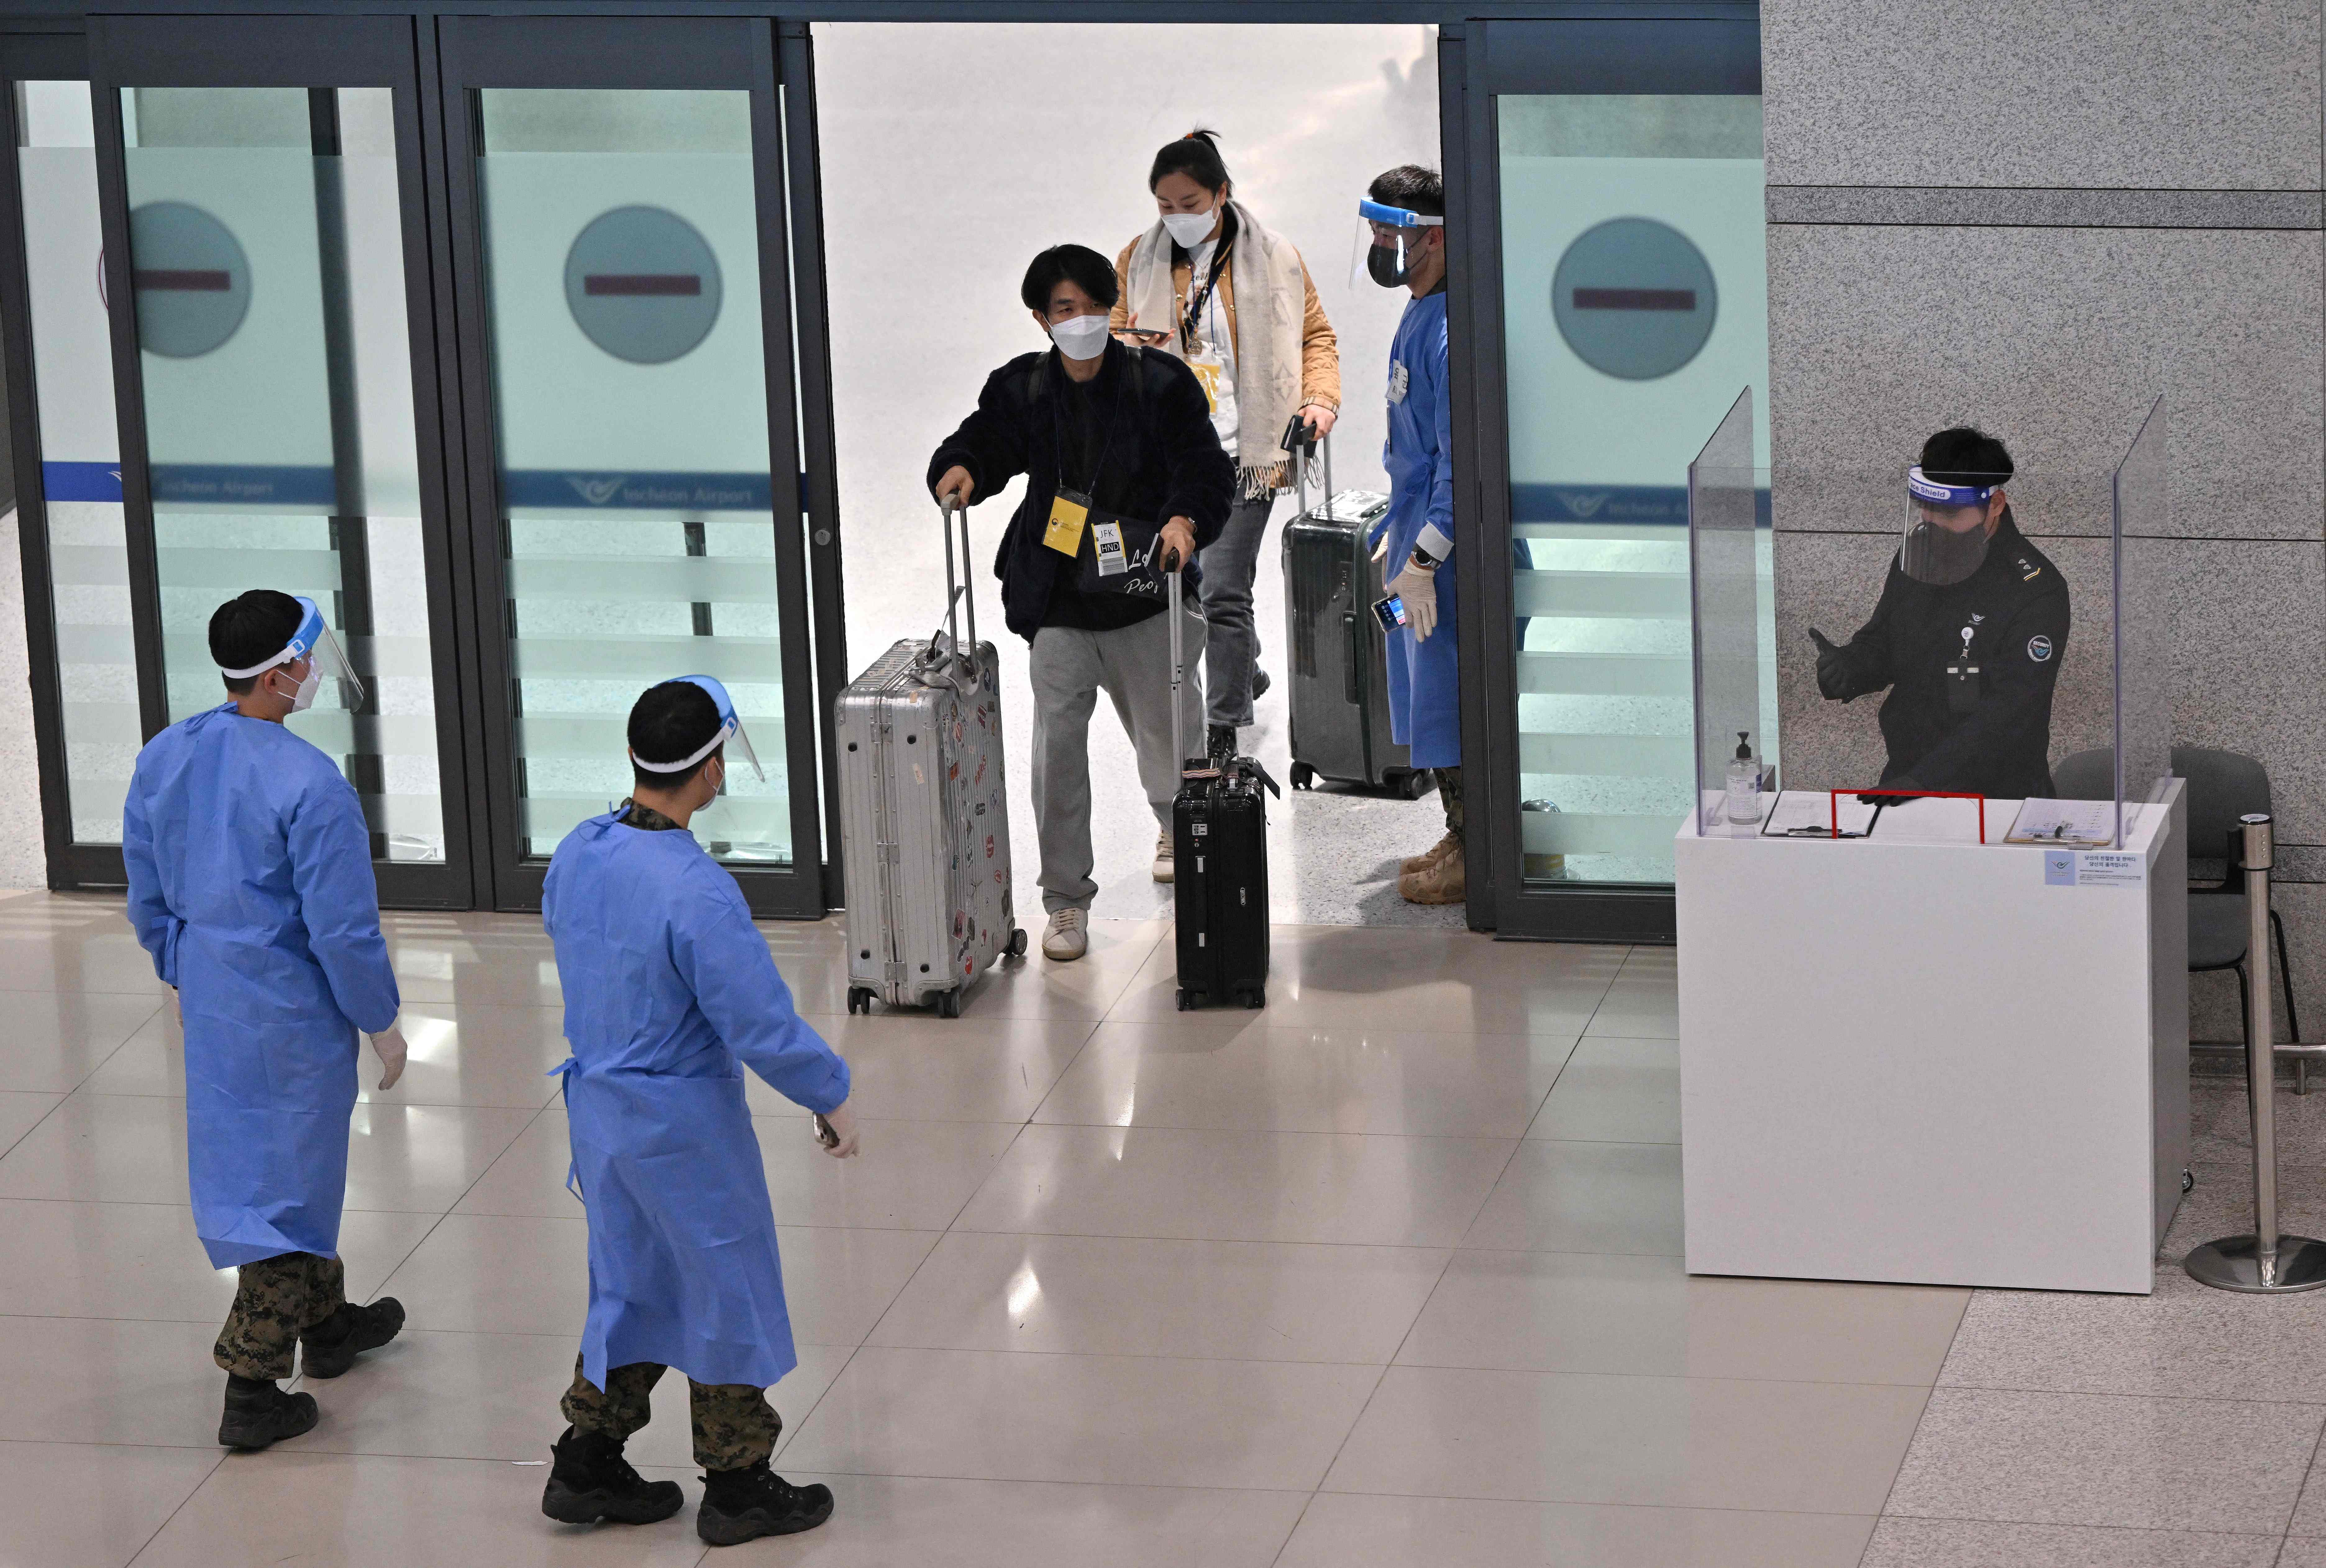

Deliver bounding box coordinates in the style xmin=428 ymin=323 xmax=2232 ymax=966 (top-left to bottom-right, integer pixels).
xmin=1766 ymin=225 xmax=2325 ymax=542
xmin=1763 ymin=0 xmax=2323 ymax=190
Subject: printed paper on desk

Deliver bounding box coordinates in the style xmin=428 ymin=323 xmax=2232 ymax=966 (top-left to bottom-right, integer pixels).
xmin=2006 ymin=798 xmax=2116 ymax=848
xmin=1868 ymin=794 xmax=1988 ymax=845
xmin=1760 ymin=789 xmax=1876 ymax=838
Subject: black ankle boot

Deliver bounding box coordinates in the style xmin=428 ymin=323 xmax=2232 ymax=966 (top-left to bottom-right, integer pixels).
xmin=218 ymin=1374 xmax=318 ymax=1450
xmin=541 ymin=1427 xmax=684 ymax=1526
xmin=1207 ymin=722 xmax=1238 ymax=762
xmin=696 ymin=1460 xmax=833 ymax=1546
xmin=299 ymin=1296 xmax=406 ymax=1379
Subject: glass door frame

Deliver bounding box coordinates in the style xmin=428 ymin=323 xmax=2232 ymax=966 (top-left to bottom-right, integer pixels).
xmin=436 ymin=15 xmax=825 ymax=918
xmin=0 ymin=28 xmax=118 ymax=891
xmin=85 ymin=12 xmax=476 ymax=909
xmin=1452 ymin=9 xmax=1762 ymax=945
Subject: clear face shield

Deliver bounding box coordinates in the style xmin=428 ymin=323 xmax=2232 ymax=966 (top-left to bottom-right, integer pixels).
xmin=1352 ymin=199 xmax=1443 ymax=289
xmin=1901 ymin=467 xmax=2004 ymax=587
xmin=216 ymin=595 xmax=365 ymax=714
xmin=630 ymin=674 xmax=765 ymax=783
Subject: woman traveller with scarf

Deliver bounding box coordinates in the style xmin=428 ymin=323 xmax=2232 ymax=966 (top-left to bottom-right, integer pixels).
xmin=1111 ymin=129 xmax=1341 ymax=760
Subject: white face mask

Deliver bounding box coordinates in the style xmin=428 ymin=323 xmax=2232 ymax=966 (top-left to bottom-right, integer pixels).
xmin=1048 ymin=313 xmax=1112 ymax=361
xmin=1161 ymin=207 xmax=1217 ymax=248
xmin=275 ymin=663 xmax=320 ymax=714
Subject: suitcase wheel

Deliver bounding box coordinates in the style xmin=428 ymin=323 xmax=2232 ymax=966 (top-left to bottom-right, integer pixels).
xmin=1388 ymin=768 xmax=1430 ymax=800
xmin=1290 ymin=763 xmax=1316 ymax=791
xmin=937 ymin=988 xmax=962 ymax=1019
xmin=1176 ymin=987 xmax=1198 ymax=1012
xmin=1005 ymin=927 xmax=1029 ymax=960
xmin=1240 ymin=988 xmax=1266 ymax=1010
xmin=846 ymin=987 xmax=873 ymax=1016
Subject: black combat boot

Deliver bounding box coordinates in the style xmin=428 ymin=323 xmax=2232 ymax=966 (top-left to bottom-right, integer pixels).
xmin=218 ymin=1374 xmax=319 ymax=1450
xmin=540 ymin=1426 xmax=684 ymax=1525
xmin=299 ymin=1296 xmax=406 ymax=1378
xmin=695 ymin=1460 xmax=833 ymax=1546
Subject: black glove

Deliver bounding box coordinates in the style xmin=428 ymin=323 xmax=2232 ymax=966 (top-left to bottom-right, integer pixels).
xmin=1809 ymin=627 xmax=1853 ymax=700
xmin=1859 ymin=776 xmax=1921 ymax=808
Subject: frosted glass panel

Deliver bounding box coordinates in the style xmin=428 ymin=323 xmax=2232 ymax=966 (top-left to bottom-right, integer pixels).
xmin=475 ymin=88 xmax=789 ymax=865
xmin=120 ymin=86 xmax=445 ymax=862
xmin=1499 ymin=92 xmax=1769 ymax=885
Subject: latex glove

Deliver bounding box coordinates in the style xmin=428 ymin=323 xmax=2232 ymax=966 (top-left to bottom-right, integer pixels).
xmin=818 ymin=1102 xmax=860 ymax=1160
xmin=1299 ymin=403 xmax=1338 ymax=439
xmin=1370 ymin=530 xmax=1389 ymax=565
xmin=933 ymin=465 xmax=976 ymax=507
xmin=368 ymin=1025 xmax=408 ymax=1092
xmin=1808 ymin=627 xmax=1852 ymax=700
xmin=1156 ymin=516 xmax=1198 ymax=573
xmin=167 ymin=986 xmax=182 ymax=1029
xmin=1386 ymin=556 xmax=1440 ymax=642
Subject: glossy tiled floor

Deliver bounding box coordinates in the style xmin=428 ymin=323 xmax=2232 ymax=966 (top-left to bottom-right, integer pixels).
xmin=5 ymin=882 xmax=2277 ymax=1568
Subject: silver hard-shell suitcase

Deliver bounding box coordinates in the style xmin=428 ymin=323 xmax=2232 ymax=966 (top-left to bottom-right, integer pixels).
xmin=836 ymin=499 xmax=1025 ymax=1017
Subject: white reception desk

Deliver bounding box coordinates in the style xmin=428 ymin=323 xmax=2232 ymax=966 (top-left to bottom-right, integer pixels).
xmin=1674 ymin=783 xmax=2189 ymax=1295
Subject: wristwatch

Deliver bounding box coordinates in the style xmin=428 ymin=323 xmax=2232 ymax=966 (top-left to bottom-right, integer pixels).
xmin=1409 ymin=545 xmax=1442 ymax=572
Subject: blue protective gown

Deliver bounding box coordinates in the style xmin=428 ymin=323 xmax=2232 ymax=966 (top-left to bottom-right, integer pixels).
xmin=543 ymin=813 xmax=851 ymax=1392
xmin=122 ymin=704 xmax=399 ymax=1271
xmin=1379 ymin=287 xmax=1460 ymax=768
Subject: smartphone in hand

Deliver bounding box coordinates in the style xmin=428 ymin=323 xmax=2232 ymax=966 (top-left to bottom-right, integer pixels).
xmin=1371 ymin=593 xmax=1408 ymax=632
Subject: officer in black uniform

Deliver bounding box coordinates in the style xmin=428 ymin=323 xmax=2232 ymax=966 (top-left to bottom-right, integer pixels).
xmin=1808 ymin=427 xmax=2069 ymax=799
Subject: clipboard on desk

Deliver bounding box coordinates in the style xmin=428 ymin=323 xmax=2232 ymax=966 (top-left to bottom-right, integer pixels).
xmin=1759 ymin=789 xmax=1878 ymax=839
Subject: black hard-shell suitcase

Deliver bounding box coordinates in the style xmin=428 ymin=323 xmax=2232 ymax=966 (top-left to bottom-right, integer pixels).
xmin=1277 ymin=434 xmax=1430 ymax=799
xmin=1167 ymin=566 xmax=1277 ymax=1011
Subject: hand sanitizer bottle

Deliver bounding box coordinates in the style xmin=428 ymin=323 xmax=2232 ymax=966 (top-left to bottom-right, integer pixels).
xmin=1724 ymin=731 xmax=1760 ymax=826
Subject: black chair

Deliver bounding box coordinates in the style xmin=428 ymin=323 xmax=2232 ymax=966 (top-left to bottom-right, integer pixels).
xmin=2054 ymin=746 xmax=2300 ymax=1063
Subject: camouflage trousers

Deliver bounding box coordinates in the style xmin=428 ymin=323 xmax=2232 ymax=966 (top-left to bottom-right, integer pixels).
xmin=1437 ymin=766 xmax=1464 ymax=838
xmin=560 ymin=1355 xmax=781 ymax=1471
xmin=215 ymin=1250 xmax=346 ymax=1381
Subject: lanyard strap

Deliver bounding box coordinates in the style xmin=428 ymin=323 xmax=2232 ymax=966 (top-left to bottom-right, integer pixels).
xmin=1179 ymin=207 xmax=1237 ymax=349
xmin=1050 ymin=353 xmax=1130 ymax=504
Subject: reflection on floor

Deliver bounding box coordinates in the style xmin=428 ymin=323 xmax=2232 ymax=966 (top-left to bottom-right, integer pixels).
xmin=6 ymin=887 xmax=2316 ymax=1565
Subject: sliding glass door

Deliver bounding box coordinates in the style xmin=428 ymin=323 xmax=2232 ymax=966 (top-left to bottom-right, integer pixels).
xmin=87 ymin=15 xmax=470 ymax=905
xmin=440 ymin=17 xmax=822 ymax=915
xmin=1458 ymin=14 xmax=1767 ymax=941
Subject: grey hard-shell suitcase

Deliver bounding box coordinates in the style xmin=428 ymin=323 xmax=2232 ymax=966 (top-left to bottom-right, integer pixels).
xmin=836 ymin=499 xmax=1026 ymax=1017
xmin=1278 ymin=435 xmax=1430 ymax=798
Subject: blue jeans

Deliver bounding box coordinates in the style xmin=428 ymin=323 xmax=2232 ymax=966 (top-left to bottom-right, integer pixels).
xmin=1196 ymin=494 xmax=1275 ymax=728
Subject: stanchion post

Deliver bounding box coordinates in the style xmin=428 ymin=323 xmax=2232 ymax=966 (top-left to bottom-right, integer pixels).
xmin=2187 ymin=814 xmax=2326 ymax=1292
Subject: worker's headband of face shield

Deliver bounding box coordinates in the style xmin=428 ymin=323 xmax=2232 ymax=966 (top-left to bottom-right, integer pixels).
xmin=630 ymin=674 xmax=764 ymax=782
xmin=215 ymin=595 xmax=365 ymax=709
xmin=1353 ymin=198 xmax=1444 ymax=288
xmin=1901 ymin=465 xmax=2007 ymax=586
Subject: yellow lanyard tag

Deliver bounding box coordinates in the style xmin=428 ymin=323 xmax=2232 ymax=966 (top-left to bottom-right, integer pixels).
xmin=1043 ymin=490 xmax=1089 ymax=556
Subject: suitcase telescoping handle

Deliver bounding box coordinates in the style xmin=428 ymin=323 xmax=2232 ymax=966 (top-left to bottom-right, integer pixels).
xmin=1169 ymin=563 xmax=1188 ymax=775
xmin=1280 ymin=416 xmax=1337 ymax=522
xmin=938 ymin=495 xmax=979 ymax=654
xmin=920 ymin=496 xmax=981 ymax=692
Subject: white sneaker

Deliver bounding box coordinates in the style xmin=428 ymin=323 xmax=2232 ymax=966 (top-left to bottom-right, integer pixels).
xmin=1152 ymin=831 xmax=1175 ymax=883
xmin=1041 ymin=907 xmax=1088 ymax=962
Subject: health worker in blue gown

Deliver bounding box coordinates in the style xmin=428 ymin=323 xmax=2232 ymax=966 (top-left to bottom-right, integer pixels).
xmin=538 ymin=676 xmax=857 ymax=1548
xmin=1356 ymin=166 xmax=1465 ymax=906
xmin=123 ymin=590 xmax=412 ymax=1453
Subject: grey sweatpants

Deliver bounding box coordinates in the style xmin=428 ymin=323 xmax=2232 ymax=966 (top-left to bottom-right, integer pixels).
xmin=1029 ymin=599 xmax=1207 ymax=914
xmin=1197 ymin=494 xmax=1275 ymax=729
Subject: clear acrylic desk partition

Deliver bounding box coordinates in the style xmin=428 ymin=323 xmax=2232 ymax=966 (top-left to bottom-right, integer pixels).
xmin=2112 ymin=396 xmax=2174 ymax=845
xmin=1743 ymin=399 xmax=2172 ymax=850
xmin=1689 ymin=388 xmax=1772 ymax=834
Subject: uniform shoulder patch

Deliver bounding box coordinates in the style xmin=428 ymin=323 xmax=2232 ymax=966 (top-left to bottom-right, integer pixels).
xmin=2027 ymin=634 xmax=2054 ymax=663
xmin=2015 ymin=555 xmax=2041 ymax=581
